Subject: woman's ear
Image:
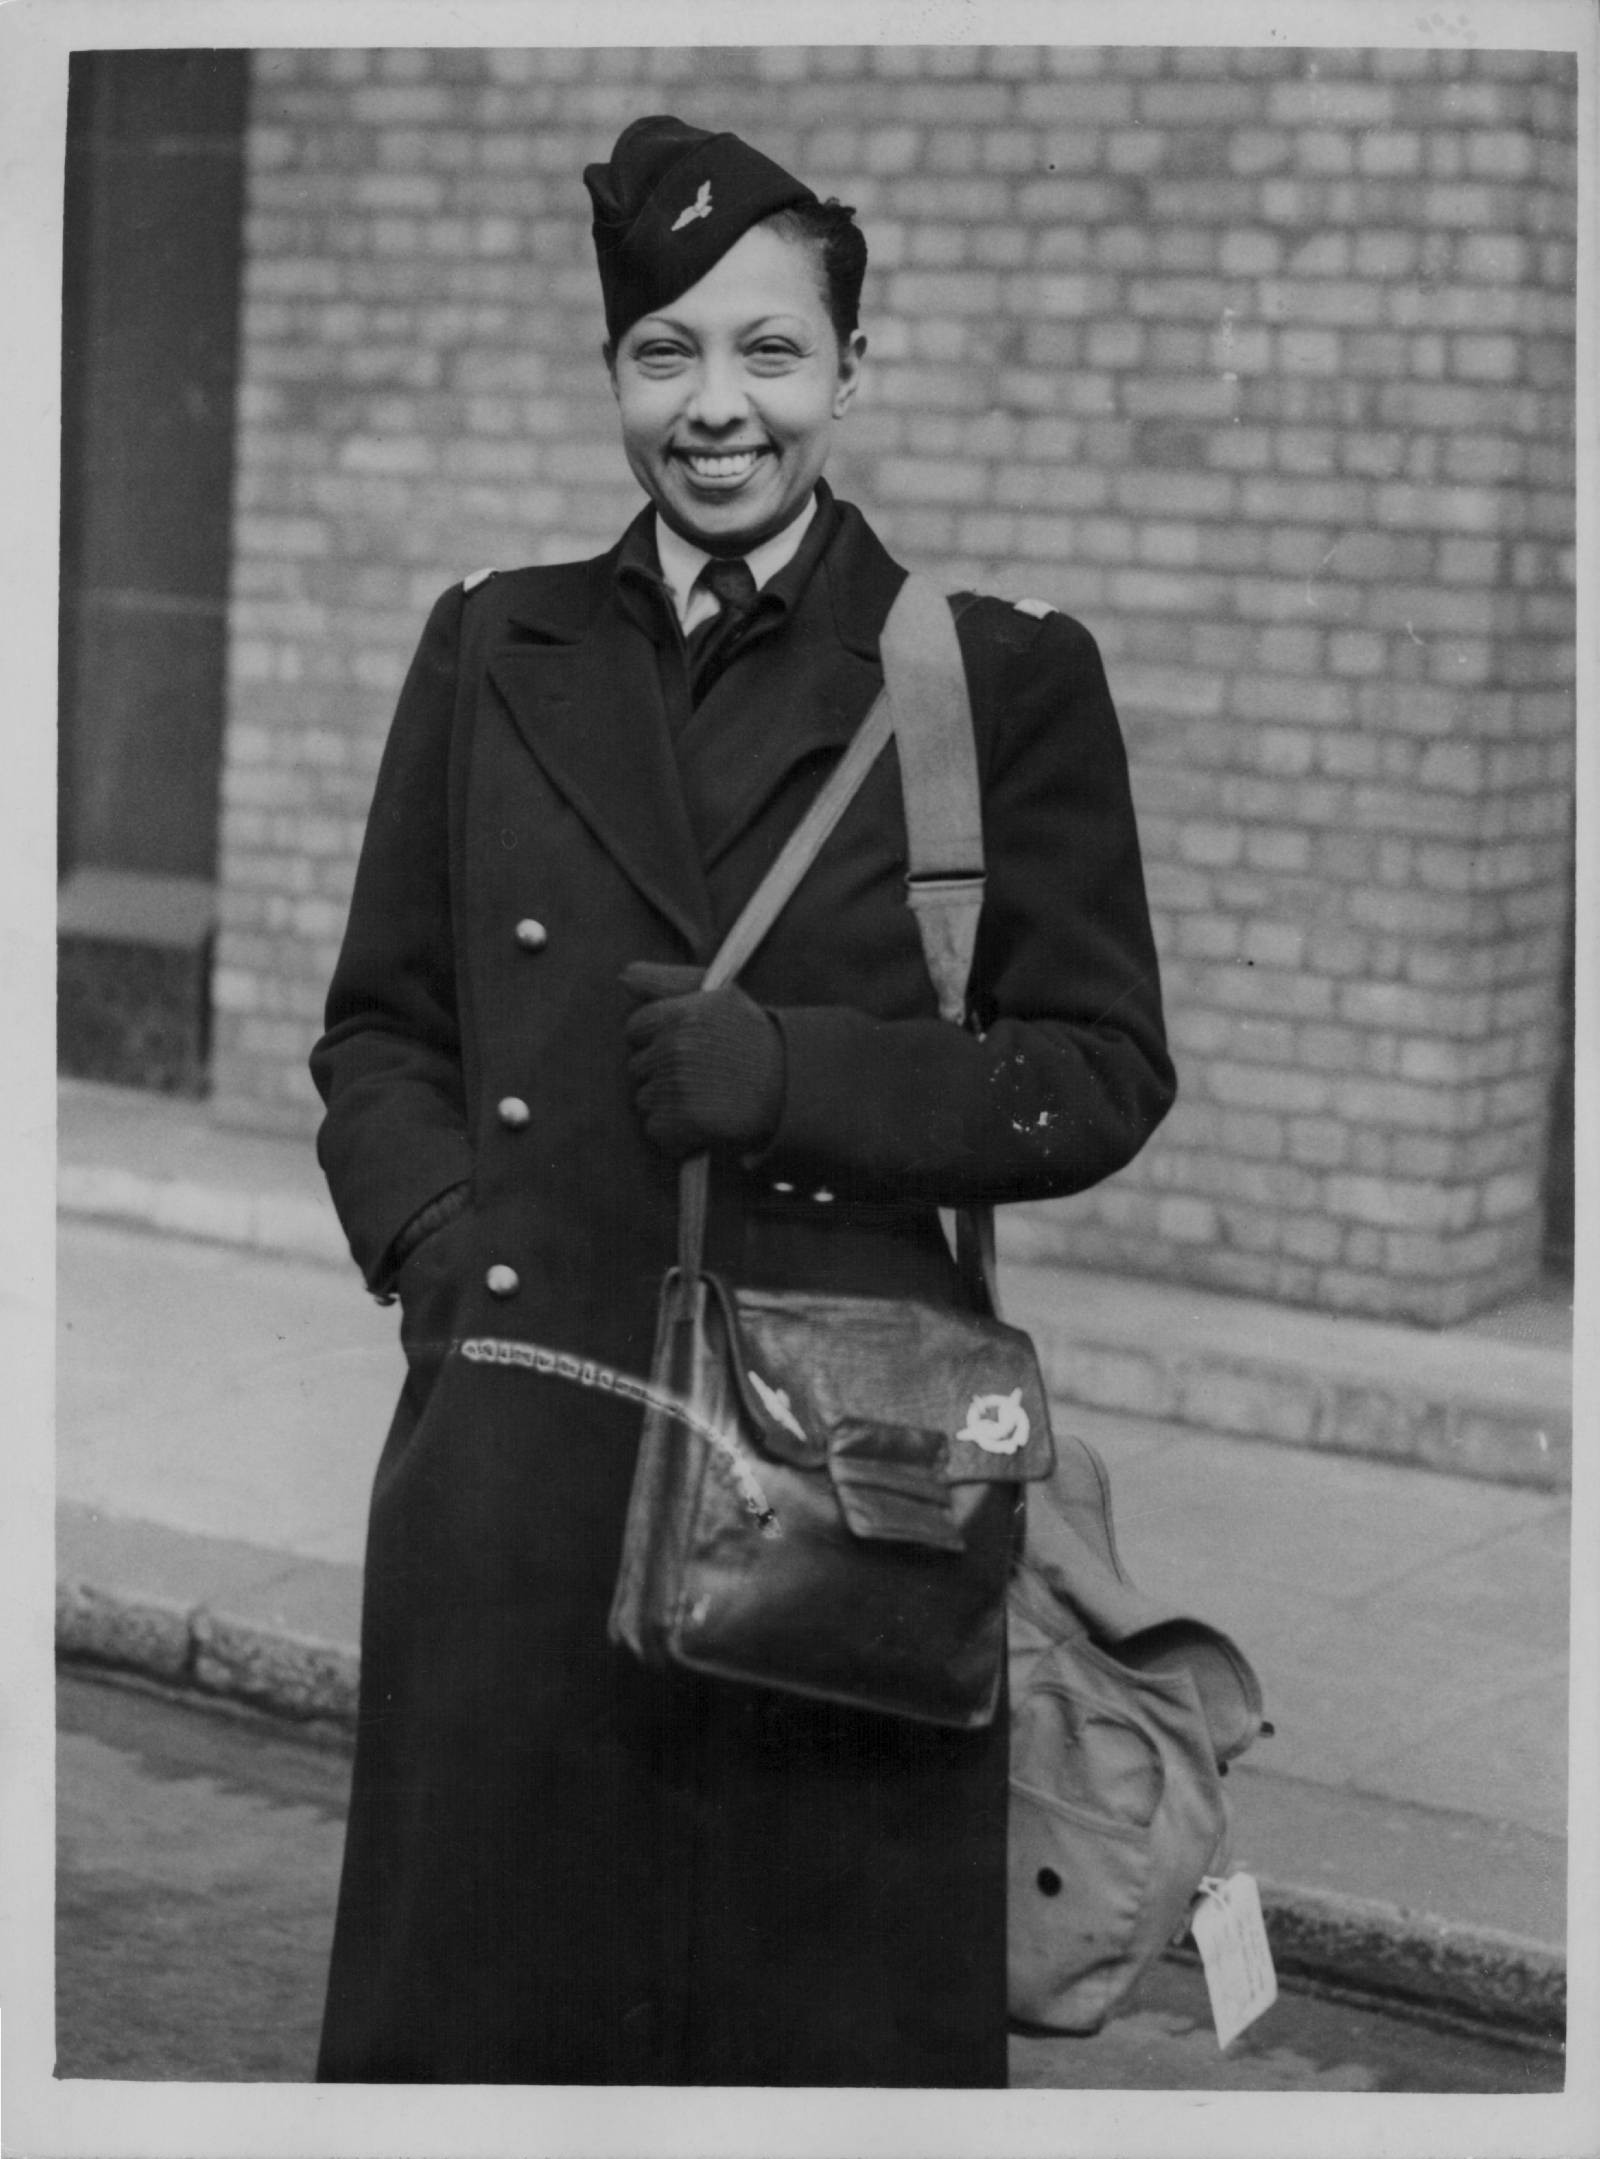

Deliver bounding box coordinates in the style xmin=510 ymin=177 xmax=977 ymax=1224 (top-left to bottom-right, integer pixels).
xmin=602 ymin=338 xmax=618 ymax=400
xmin=833 ymin=331 xmax=867 ymax=419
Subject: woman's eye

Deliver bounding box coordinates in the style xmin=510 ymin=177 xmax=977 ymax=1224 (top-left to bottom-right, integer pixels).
xmin=747 ymin=341 xmax=802 ymax=368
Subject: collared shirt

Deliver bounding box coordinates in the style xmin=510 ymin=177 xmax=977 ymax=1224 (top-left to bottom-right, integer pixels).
xmin=613 ymin=484 xmax=842 ymax=737
xmin=654 ymin=491 xmax=819 ymax=634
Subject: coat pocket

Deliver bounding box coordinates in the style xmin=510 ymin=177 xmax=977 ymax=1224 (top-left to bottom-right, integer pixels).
xmin=396 ymin=1193 xmax=477 ymax=1387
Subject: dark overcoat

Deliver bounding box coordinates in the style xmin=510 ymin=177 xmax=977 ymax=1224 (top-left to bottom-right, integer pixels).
xmin=311 ymin=494 xmax=1174 ymax=2086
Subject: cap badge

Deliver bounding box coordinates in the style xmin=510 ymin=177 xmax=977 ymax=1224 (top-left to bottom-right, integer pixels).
xmin=670 ymin=180 xmax=714 ymax=232
xmin=957 ymin=1389 xmax=1031 ymax=1456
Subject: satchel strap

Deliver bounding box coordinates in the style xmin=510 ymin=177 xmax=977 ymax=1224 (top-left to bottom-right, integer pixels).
xmin=878 ymin=577 xmax=986 ymax=1026
xmin=679 ymin=572 xmax=994 ymax=1298
xmin=880 ymin=581 xmax=997 ymax=1314
xmin=678 ymin=683 xmax=898 ymax=1274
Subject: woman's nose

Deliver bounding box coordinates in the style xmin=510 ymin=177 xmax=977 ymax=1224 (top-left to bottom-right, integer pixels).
xmin=684 ymin=358 xmax=750 ymax=430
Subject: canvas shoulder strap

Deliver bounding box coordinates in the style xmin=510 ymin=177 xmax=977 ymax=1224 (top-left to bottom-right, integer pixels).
xmin=876 ymin=575 xmax=986 ymax=1027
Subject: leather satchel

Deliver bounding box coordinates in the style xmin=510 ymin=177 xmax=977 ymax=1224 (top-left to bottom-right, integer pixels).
xmin=608 ymin=575 xmax=1054 ymax=1727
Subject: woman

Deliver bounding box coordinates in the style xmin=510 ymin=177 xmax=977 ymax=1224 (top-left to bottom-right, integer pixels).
xmin=311 ymin=114 xmax=1174 ymax=2087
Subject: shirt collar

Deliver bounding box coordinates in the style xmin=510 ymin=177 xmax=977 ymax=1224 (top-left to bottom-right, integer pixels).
xmin=653 ymin=491 xmax=820 ymax=630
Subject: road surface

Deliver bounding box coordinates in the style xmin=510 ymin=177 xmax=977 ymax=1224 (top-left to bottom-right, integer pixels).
xmin=56 ymin=1669 xmax=1563 ymax=2092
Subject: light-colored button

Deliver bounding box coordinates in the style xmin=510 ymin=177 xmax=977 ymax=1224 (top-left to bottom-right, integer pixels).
xmin=515 ymin=918 xmax=548 ymax=951
xmin=771 ymin=1180 xmax=795 ymax=1194
xmin=486 ymin=1264 xmax=520 ymax=1297
xmin=498 ymin=1096 xmax=531 ymax=1129
xmin=812 ymin=1189 xmax=835 ymax=1204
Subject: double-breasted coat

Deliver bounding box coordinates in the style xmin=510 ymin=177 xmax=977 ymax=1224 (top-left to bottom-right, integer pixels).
xmin=311 ymin=491 xmax=1174 ymax=2086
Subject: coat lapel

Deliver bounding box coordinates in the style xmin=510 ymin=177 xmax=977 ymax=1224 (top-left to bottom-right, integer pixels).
xmin=675 ymin=504 xmax=909 ymax=875
xmin=485 ymin=567 xmax=714 ymax=956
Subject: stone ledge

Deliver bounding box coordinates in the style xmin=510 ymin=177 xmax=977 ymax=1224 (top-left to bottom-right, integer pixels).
xmin=999 ymin=1254 xmax=1571 ymax=1489
xmin=1258 ymin=1884 xmax=1565 ymax=2046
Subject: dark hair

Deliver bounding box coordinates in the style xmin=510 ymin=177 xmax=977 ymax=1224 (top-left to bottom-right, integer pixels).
xmin=760 ymin=198 xmax=868 ymax=346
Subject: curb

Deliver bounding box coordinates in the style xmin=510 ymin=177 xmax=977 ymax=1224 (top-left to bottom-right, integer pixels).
xmin=1255 ymin=1882 xmax=1565 ymax=2048
xmin=55 ymin=1556 xmax=1565 ymax=2049
xmin=58 ymin=1159 xmax=348 ymax=1270
xmin=55 ymin=1512 xmax=363 ymax=1727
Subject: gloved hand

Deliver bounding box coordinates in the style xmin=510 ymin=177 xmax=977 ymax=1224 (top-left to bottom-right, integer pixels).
xmin=621 ymin=961 xmax=785 ymax=1158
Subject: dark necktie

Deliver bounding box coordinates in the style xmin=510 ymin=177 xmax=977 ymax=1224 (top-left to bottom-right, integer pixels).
xmin=686 ymin=555 xmax=760 ymax=702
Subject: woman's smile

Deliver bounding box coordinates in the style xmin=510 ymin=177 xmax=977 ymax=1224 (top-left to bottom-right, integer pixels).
xmin=674 ymin=444 xmax=770 ymax=488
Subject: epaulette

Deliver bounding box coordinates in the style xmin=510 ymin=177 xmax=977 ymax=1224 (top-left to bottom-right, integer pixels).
xmin=462 ymin=566 xmax=497 ymax=593
xmin=1012 ymin=596 xmax=1056 ymax=619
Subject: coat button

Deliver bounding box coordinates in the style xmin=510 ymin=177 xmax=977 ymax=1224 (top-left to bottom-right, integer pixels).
xmin=812 ymin=1189 xmax=836 ymax=1204
xmin=498 ymin=1096 xmax=531 ymax=1129
xmin=515 ymin=918 xmax=548 ymax=951
xmin=486 ymin=1264 xmax=520 ymax=1297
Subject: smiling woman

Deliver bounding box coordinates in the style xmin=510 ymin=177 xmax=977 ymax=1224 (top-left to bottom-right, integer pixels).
xmin=310 ymin=112 xmax=1175 ymax=2088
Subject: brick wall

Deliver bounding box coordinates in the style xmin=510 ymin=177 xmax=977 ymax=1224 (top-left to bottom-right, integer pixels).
xmin=214 ymin=43 xmax=1577 ymax=1324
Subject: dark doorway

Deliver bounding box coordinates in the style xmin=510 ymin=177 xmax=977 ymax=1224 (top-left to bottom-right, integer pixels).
xmin=58 ymin=48 xmax=247 ymax=1092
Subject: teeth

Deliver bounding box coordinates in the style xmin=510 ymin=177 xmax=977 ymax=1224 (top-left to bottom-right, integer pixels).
xmin=683 ymin=451 xmax=761 ymax=479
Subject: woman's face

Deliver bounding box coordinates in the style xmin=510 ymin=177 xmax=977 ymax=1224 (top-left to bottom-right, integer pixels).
xmin=609 ymin=222 xmax=866 ymax=556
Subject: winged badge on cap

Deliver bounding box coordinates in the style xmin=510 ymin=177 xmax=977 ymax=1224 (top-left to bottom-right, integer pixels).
xmin=671 ymin=180 xmax=714 ymax=231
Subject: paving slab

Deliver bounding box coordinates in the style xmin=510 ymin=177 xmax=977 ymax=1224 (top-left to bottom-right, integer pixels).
xmin=58 ymin=1216 xmax=389 ymax=1565
xmin=1226 ymin=1764 xmax=1567 ymax=1949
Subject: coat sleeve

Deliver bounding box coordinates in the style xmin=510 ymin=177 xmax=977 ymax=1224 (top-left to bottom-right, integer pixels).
xmin=310 ymin=585 xmax=476 ymax=1288
xmin=757 ymin=606 xmax=1176 ymax=1207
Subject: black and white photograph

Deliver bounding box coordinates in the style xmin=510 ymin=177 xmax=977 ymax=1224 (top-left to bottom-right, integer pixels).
xmin=2 ymin=0 xmax=1595 ymax=2153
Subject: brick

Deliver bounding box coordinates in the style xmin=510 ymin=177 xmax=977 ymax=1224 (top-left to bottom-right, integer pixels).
xmin=1139 ymin=80 xmax=1263 ymax=125
xmin=1268 ymin=80 xmax=1394 ymax=128
xmin=1177 ymin=914 xmax=1241 ymax=962
xmin=1357 ymin=133 xmax=1423 ymax=178
xmin=1114 ymin=472 xmax=1236 ymax=518
xmin=1260 ymin=279 xmax=1385 ymax=327
xmin=1219 ymin=230 xmax=1283 ymax=276
xmin=1017 ymin=82 xmax=1135 ymax=125
xmin=1177 ymin=821 xmax=1245 ymax=870
xmin=1156 ymin=1196 xmax=1221 ymax=1245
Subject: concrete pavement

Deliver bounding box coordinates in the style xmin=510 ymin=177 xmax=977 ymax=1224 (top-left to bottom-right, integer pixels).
xmin=54 ymin=1079 xmax=1574 ymax=2040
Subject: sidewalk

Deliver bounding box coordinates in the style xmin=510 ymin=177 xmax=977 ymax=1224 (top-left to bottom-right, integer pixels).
xmin=55 ymin=1080 xmax=1571 ymax=2042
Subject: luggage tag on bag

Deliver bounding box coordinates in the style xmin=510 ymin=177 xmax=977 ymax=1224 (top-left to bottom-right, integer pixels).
xmin=1189 ymin=1873 xmax=1277 ymax=2049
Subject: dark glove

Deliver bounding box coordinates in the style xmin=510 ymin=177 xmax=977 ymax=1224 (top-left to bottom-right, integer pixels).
xmin=621 ymin=961 xmax=785 ymax=1158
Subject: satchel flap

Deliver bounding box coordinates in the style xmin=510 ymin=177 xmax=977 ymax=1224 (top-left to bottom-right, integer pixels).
xmin=733 ymin=1287 xmax=1054 ymax=1484
xmin=827 ymin=1418 xmax=966 ymax=1551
